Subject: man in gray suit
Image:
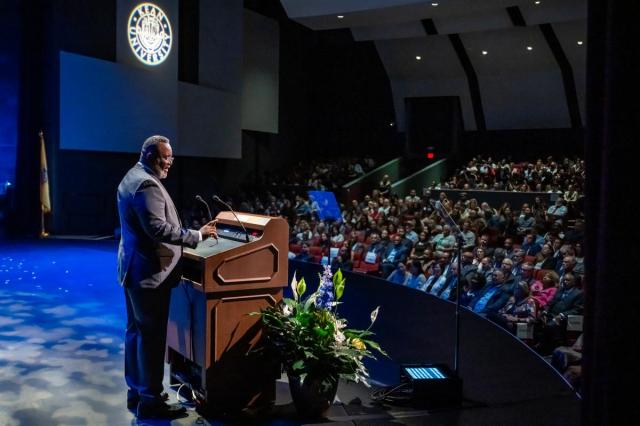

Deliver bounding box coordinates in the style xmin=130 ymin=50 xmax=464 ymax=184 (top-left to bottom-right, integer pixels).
xmin=117 ymin=135 xmax=217 ymax=419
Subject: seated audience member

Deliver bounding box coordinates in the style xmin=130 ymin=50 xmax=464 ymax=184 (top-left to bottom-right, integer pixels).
xmin=573 ymin=243 xmax=585 ymax=277
xmin=438 ymin=263 xmax=460 ymax=301
xmin=460 ymin=251 xmax=478 ymax=281
xmin=387 ymin=262 xmax=409 ymax=285
xmin=409 ymin=231 xmax=430 ymax=262
xmin=470 ymin=269 xmax=512 ymax=317
xmin=347 ymin=232 xmax=367 ymax=262
xmin=473 ymin=247 xmax=486 ymax=265
xmin=381 ymin=235 xmax=408 ymax=278
xmin=378 ymin=229 xmax=391 ymax=253
xmin=530 ymin=270 xmax=559 ymax=309
xmin=364 ymin=232 xmax=383 ymax=256
xmin=379 ymin=174 xmax=392 ymax=196
xmin=421 ymin=263 xmax=443 ymax=292
xmin=490 ymin=281 xmax=538 ymax=331
xmin=295 ymin=220 xmax=313 ymax=243
xmin=563 ymin=184 xmax=579 ymax=206
xmin=503 ymin=207 xmax=519 ymax=237
xmin=516 ymin=207 xmax=536 ymax=236
xmin=405 ymin=260 xmax=427 ymax=290
xmin=500 ymin=258 xmax=518 ymax=291
xmin=510 ymin=249 xmax=526 ymax=278
xmin=564 ymin=219 xmax=585 ymax=245
xmin=474 ymin=234 xmax=494 ymax=258
xmin=522 ymin=233 xmax=543 ymax=256
xmin=431 ymin=225 xmax=456 ymax=251
xmin=460 ymin=272 xmax=486 ymax=308
xmin=502 ymin=237 xmax=515 ymax=259
xmin=535 ymin=243 xmax=557 ymax=270
xmin=545 ymin=198 xmax=568 ymax=224
xmin=331 ymin=248 xmax=353 ymax=272
xmin=492 ymin=248 xmax=507 ymax=269
xmin=460 ymin=220 xmax=477 ymax=249
xmin=396 ymin=227 xmax=414 ymax=251
xmin=294 ymin=243 xmax=315 ymax=263
xmin=519 ymin=261 xmax=541 ymax=288
xmin=479 ymin=202 xmax=496 ymax=221
xmin=330 ymin=227 xmax=344 ymax=245
xmin=551 ymin=334 xmax=583 ymax=390
xmin=294 ymin=195 xmax=311 ymax=217
xmin=404 ymin=223 xmax=419 ymax=244
xmin=467 ymin=209 xmax=487 ymax=234
xmin=427 ymin=262 xmax=453 ymax=297
xmin=318 ymin=232 xmax=331 ymax=256
xmin=557 ymin=255 xmax=578 ymax=279
xmin=538 ymin=272 xmax=584 ymax=353
xmin=477 ymin=256 xmax=494 ymax=283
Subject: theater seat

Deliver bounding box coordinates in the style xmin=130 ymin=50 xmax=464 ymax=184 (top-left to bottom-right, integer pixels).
xmin=524 ymin=255 xmax=536 ymax=264
xmin=308 ymin=246 xmax=323 ymax=263
xmin=355 ymin=261 xmax=380 ymax=275
xmin=289 ymin=243 xmax=301 ymax=254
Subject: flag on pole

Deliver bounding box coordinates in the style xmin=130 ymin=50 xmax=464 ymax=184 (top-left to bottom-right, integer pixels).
xmin=39 ymin=131 xmax=51 ymax=214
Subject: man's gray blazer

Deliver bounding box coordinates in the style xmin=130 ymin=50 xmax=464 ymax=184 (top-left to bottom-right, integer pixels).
xmin=117 ymin=163 xmax=199 ymax=288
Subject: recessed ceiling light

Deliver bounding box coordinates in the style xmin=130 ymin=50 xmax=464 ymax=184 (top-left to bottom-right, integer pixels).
xmin=416 ymin=56 xmax=422 ymax=60
xmin=482 ymin=50 xmax=488 ymax=55
xmin=535 ymin=1 xmax=541 ymax=5
xmin=526 ymin=46 xmax=533 ymax=51
xmin=577 ymin=40 xmax=584 ymax=45
xmin=337 ymin=15 xmax=344 ymax=19
xmin=389 ymin=122 xmax=395 ymax=127
xmin=431 ymin=2 xmax=439 ymax=6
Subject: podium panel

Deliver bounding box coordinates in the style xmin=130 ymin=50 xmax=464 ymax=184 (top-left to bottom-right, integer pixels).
xmin=167 ymin=212 xmax=288 ymax=412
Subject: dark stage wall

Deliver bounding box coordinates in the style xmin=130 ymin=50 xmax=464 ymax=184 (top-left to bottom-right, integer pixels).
xmin=13 ymin=0 xmax=396 ymax=236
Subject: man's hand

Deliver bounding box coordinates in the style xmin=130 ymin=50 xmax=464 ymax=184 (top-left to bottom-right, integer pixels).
xmin=199 ymin=220 xmax=218 ymax=240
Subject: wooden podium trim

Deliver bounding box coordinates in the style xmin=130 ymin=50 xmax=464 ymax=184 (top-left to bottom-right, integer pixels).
xmin=216 ymin=243 xmax=279 ymax=284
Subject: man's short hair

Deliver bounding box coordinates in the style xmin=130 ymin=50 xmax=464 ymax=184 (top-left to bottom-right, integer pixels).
xmin=141 ymin=135 xmax=170 ymax=157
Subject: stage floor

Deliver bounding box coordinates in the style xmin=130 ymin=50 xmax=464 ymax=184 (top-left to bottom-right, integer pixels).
xmin=0 ymin=239 xmax=580 ymax=425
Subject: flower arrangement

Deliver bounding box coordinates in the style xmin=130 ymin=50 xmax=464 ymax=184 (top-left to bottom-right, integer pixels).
xmin=254 ymin=266 xmax=387 ymax=391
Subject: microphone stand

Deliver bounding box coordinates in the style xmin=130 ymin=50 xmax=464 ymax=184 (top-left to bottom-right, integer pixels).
xmin=212 ymin=195 xmax=250 ymax=243
xmin=429 ymin=199 xmax=463 ymax=377
xmin=195 ymin=195 xmax=212 ymax=221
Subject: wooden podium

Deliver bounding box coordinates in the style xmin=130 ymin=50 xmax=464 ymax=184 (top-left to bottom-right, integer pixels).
xmin=166 ymin=211 xmax=288 ymax=412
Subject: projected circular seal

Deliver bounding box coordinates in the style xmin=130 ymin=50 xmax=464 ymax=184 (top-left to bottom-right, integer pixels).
xmin=127 ymin=3 xmax=172 ymax=66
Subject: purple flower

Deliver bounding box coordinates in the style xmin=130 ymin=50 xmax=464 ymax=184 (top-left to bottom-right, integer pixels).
xmin=316 ymin=265 xmax=334 ymax=309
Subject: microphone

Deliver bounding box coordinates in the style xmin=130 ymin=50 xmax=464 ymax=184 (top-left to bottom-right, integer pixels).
xmin=212 ymin=195 xmax=250 ymax=243
xmin=195 ymin=195 xmax=212 ymax=221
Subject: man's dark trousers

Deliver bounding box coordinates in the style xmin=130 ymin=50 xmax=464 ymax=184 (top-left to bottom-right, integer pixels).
xmin=124 ymin=282 xmax=172 ymax=400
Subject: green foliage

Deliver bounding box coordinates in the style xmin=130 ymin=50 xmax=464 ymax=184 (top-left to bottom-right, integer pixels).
xmin=255 ymin=270 xmax=387 ymax=386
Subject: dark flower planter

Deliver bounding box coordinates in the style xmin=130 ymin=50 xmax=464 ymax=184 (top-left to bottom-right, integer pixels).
xmin=288 ymin=373 xmax=338 ymax=419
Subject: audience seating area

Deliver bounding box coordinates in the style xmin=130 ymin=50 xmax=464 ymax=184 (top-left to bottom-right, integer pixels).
xmin=183 ymin=154 xmax=585 ymax=392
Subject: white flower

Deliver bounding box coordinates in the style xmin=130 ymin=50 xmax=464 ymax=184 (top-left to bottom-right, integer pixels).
xmin=283 ymin=304 xmax=293 ymax=317
xmin=335 ymin=330 xmax=346 ymax=344
xmin=290 ymin=272 xmax=298 ymax=300
xmin=370 ymin=306 xmax=380 ymax=324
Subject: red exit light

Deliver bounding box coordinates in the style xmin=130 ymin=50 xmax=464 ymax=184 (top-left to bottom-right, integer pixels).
xmin=427 ymin=152 xmax=435 ymax=159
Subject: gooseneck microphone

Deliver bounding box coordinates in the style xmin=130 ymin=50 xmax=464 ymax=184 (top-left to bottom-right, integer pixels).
xmin=195 ymin=195 xmax=212 ymax=221
xmin=212 ymin=195 xmax=250 ymax=243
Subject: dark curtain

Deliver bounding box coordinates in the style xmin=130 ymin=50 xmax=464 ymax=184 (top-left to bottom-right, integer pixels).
xmin=583 ymin=1 xmax=640 ymax=424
